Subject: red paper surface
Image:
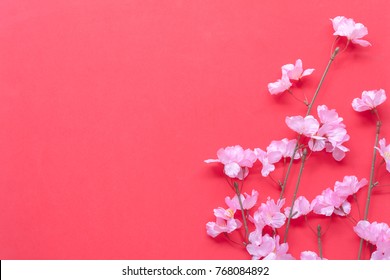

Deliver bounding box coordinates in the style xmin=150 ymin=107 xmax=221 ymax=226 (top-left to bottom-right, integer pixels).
xmin=0 ymin=0 xmax=389 ymax=259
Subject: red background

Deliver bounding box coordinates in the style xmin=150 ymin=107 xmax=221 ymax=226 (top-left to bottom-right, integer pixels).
xmin=0 ymin=0 xmax=389 ymax=260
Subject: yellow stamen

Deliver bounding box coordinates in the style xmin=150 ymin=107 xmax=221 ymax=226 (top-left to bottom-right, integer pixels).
xmin=225 ymin=208 xmax=234 ymax=218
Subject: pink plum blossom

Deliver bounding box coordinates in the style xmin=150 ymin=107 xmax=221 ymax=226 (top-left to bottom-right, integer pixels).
xmin=333 ymin=176 xmax=368 ymax=200
xmin=317 ymin=105 xmax=344 ymax=125
xmin=254 ymin=148 xmax=282 ymax=177
xmin=206 ymin=206 xmax=242 ymax=238
xmin=284 ymin=196 xmax=311 ymax=219
xmin=205 ymin=145 xmax=256 ymax=180
xmin=246 ymin=231 xmax=276 ymax=260
xmin=225 ymin=190 xmax=259 ymax=211
xmin=300 ymin=251 xmax=326 ymax=260
xmin=308 ymin=105 xmax=350 ymax=161
xmin=371 ymin=240 xmax=390 ymax=260
xmin=352 ymin=89 xmax=387 ymax=112
xmin=268 ymin=71 xmax=292 ymax=95
xmin=247 ymin=233 xmax=294 ymax=260
xmin=353 ymin=220 xmax=390 ymax=245
xmin=311 ymin=176 xmax=367 ymax=217
xmin=375 ymin=138 xmax=390 ymax=173
xmin=333 ymin=200 xmax=351 ymax=216
xmin=285 ymin=115 xmax=319 ymax=137
xmin=263 ymin=235 xmax=295 ymax=260
xmin=331 ymin=16 xmax=371 ymax=47
xmin=310 ymin=188 xmax=350 ymax=216
xmin=267 ymin=138 xmax=301 ymax=159
xmin=254 ymin=197 xmax=286 ymax=228
xmin=354 ymin=220 xmax=390 ymax=260
xmin=281 ymin=59 xmax=315 ymax=81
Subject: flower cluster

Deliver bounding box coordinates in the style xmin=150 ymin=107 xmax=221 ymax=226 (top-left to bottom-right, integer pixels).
xmin=205 ymin=16 xmax=390 ymax=260
xmin=286 ymin=105 xmax=350 ymax=161
xmin=283 ymin=176 xmax=367 ymax=219
xmin=310 ymin=176 xmax=368 ymax=216
xmin=255 ymin=138 xmax=300 ymax=177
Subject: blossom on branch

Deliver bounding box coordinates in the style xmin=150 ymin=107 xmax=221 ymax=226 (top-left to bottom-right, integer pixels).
xmin=205 ymin=145 xmax=256 ymax=180
xmin=308 ymin=105 xmax=350 ymax=161
xmin=254 ymin=148 xmax=282 ymax=177
xmin=267 ymin=138 xmax=301 ymax=160
xmin=354 ymin=220 xmax=390 ymax=245
xmin=282 ymin=59 xmax=315 ymax=81
xmin=300 ymin=251 xmax=326 ymax=260
xmin=253 ymin=197 xmax=286 ymax=229
xmin=285 ymin=115 xmax=320 ymax=137
xmin=206 ymin=206 xmax=242 ymax=238
xmin=331 ymin=16 xmax=371 ymax=47
xmin=311 ymin=176 xmax=367 ymax=217
xmin=268 ymin=59 xmax=314 ymax=95
xmin=310 ymin=188 xmax=351 ymax=216
xmin=225 ymin=190 xmax=259 ymax=211
xmin=284 ymin=196 xmax=311 ymax=219
xmin=333 ymin=176 xmax=368 ymax=200
xmin=268 ymin=71 xmax=292 ymax=95
xmin=354 ymin=220 xmax=390 ymax=260
xmin=352 ymin=89 xmax=387 ymax=112
xmin=247 ymin=233 xmax=294 ymax=260
xmin=375 ymin=138 xmax=390 ymax=173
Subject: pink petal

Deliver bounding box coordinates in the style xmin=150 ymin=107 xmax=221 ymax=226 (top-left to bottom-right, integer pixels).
xmin=268 ymin=72 xmax=292 ymax=95
xmin=352 ymin=38 xmax=371 ymax=47
xmin=301 ymin=68 xmax=315 ymax=77
xmin=285 ymin=115 xmax=319 ymax=136
xmin=300 ymin=251 xmax=323 ymax=260
xmin=204 ymin=159 xmax=220 ymax=163
xmin=224 ymin=162 xmax=241 ymax=178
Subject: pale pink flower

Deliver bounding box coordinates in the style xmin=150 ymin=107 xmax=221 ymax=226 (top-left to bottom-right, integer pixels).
xmin=300 ymin=251 xmax=326 ymax=260
xmin=225 ymin=190 xmax=259 ymax=211
xmin=254 ymin=148 xmax=282 ymax=177
xmin=331 ymin=16 xmax=371 ymax=47
xmin=267 ymin=138 xmax=301 ymax=159
xmin=206 ymin=206 xmax=242 ymax=238
xmin=308 ymin=105 xmax=350 ymax=161
xmin=354 ymin=220 xmax=390 ymax=245
xmin=334 ymin=176 xmax=368 ymax=200
xmin=246 ymin=231 xmax=276 ymax=260
xmin=375 ymin=138 xmax=390 ymax=173
xmin=285 ymin=115 xmax=319 ymax=137
xmin=310 ymin=188 xmax=350 ymax=216
xmin=281 ymin=59 xmax=315 ymax=81
xmin=352 ymin=89 xmax=387 ymax=112
xmin=354 ymin=220 xmax=390 ymax=259
xmin=317 ymin=105 xmax=344 ymax=125
xmin=263 ymin=235 xmax=295 ymax=260
xmin=268 ymin=71 xmax=292 ymax=95
xmin=205 ymin=145 xmax=256 ymax=180
xmin=371 ymin=240 xmax=390 ymax=260
xmin=333 ymin=200 xmax=351 ymax=216
xmin=284 ymin=196 xmax=311 ymax=219
xmin=256 ymin=197 xmax=286 ymax=228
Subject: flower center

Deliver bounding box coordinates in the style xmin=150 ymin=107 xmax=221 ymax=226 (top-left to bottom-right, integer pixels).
xmin=225 ymin=208 xmax=235 ymax=218
xmin=384 ymin=151 xmax=390 ymax=161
